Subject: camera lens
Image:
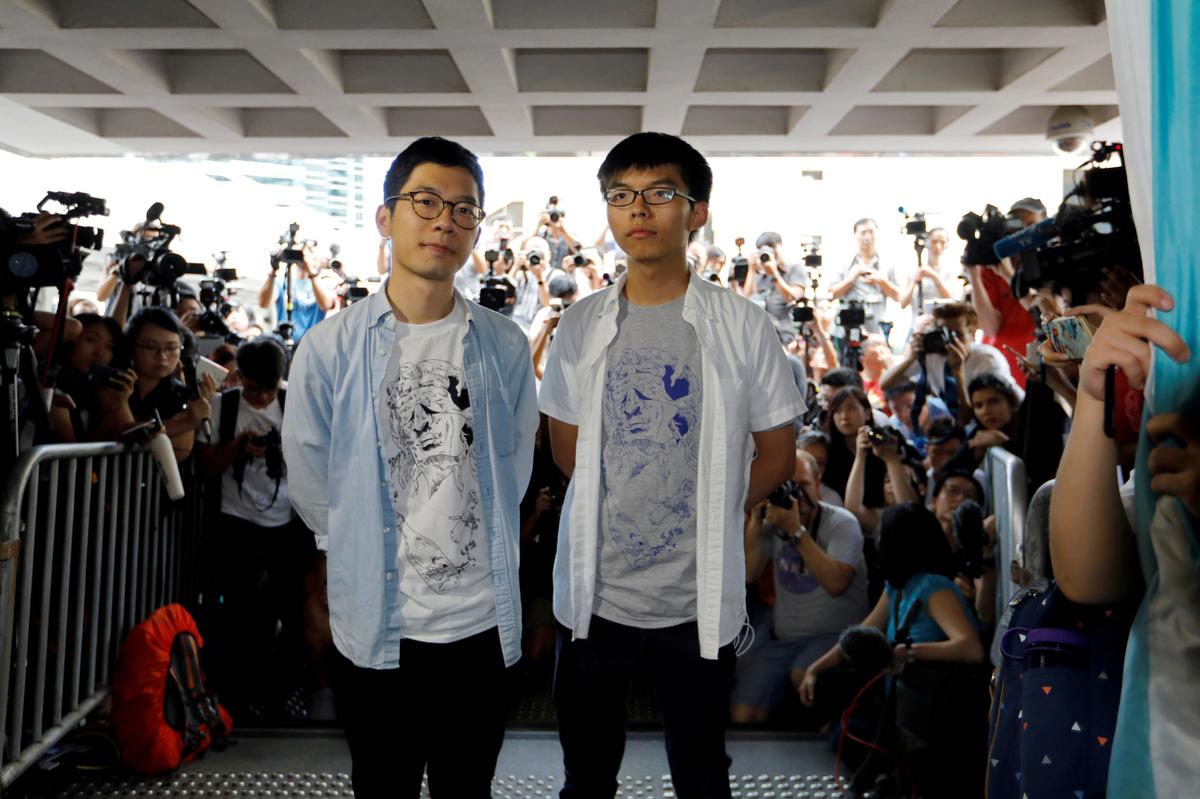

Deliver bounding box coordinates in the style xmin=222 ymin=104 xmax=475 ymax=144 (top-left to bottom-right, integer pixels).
xmin=528 ymin=254 xmax=541 ymax=266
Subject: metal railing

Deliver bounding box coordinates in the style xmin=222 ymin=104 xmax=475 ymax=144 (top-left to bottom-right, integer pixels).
xmin=0 ymin=443 xmax=210 ymax=789
xmin=985 ymin=448 xmax=1028 ymax=640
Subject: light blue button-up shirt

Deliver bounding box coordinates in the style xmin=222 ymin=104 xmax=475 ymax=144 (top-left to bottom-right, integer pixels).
xmin=282 ymin=283 xmax=539 ymax=669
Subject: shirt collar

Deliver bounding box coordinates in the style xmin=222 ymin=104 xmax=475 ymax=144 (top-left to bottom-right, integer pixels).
xmin=368 ymin=279 xmax=476 ymax=330
xmin=590 ymin=269 xmax=717 ymax=321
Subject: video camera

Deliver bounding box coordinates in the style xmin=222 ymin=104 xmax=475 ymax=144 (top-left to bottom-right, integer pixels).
xmin=2 ymin=191 xmax=108 ymax=290
xmin=994 ymin=141 xmax=1140 ymax=300
xmin=271 ymin=223 xmax=315 ymax=271
xmin=900 ymin=208 xmax=928 ymax=241
xmin=801 ymin=237 xmax=823 ymax=269
xmin=338 ymin=275 xmax=378 ymax=306
xmin=115 ymin=202 xmax=201 ymax=289
xmin=957 ymin=204 xmax=1022 ymax=267
xmin=837 ymin=299 xmax=867 ymax=331
xmin=194 ymin=267 xmax=240 ymax=340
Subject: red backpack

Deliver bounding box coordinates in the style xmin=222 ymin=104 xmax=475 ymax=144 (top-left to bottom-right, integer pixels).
xmin=110 ymin=604 xmax=232 ymax=774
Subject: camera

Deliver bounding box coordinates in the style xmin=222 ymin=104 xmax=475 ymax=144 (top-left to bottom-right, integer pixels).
xmin=758 ymin=247 xmax=773 ymax=264
xmin=338 ymin=275 xmax=373 ymax=306
xmin=86 ymin=362 xmax=124 ymax=390
xmin=791 ymin=303 xmax=815 ymax=324
xmin=478 ymin=275 xmax=512 ymax=313
xmin=116 ymin=202 xmax=200 ymax=289
xmin=526 ymin=252 xmax=542 ymax=267
xmin=802 ymin=238 xmax=823 ymax=268
xmin=271 ymin=222 xmax=311 ymax=271
xmin=921 ymin=323 xmax=955 ymax=356
xmin=837 ymin=299 xmax=867 ymax=330
xmin=900 ymin=208 xmax=928 ymax=238
xmin=573 ymin=253 xmax=586 ymax=268
xmin=3 ymin=191 xmax=108 ymax=290
xmin=997 ymin=142 xmax=1140 ymax=300
xmin=865 ymin=426 xmax=897 ymax=447
xmin=235 ymin=427 xmax=285 ymax=486
xmin=952 ymin=499 xmax=987 ymax=579
xmin=546 ymin=196 xmax=564 ymax=224
xmin=957 ymin=204 xmax=1022 ymax=267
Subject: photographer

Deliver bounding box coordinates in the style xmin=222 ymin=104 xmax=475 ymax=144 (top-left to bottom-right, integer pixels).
xmin=125 ymin=307 xmax=216 ymax=463
xmin=48 ymin=313 xmax=133 ymax=444
xmin=898 ymin=227 xmax=960 ymax=331
xmin=881 ymin=302 xmax=1019 ymax=425
xmin=507 ymin=241 xmax=552 ymax=332
xmin=528 ymin=273 xmax=577 ymax=382
xmin=844 ymin=426 xmax=922 ymax=538
xmin=733 ymin=451 xmax=868 ymax=724
xmin=257 ymin=242 xmax=335 ymax=343
xmin=532 ymin=199 xmax=580 ymax=270
xmin=798 ymin=431 xmax=846 ymax=507
xmin=738 ymin=232 xmax=808 ymax=339
xmin=198 ymin=336 xmax=325 ymax=720
xmin=822 ymin=387 xmax=888 ymax=513
xmin=829 ymin=218 xmax=899 ymax=335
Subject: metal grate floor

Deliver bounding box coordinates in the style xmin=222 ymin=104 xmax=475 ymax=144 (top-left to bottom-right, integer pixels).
xmin=62 ymin=771 xmax=846 ymax=798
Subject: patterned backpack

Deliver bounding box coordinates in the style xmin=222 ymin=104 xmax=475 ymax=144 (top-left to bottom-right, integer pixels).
xmin=986 ymin=578 xmax=1135 ymax=799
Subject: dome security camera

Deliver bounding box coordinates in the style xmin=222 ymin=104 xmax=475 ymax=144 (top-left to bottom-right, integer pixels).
xmin=1046 ymin=106 xmax=1095 ymax=156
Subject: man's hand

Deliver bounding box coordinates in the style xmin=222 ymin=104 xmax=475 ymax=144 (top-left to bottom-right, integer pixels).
xmin=1069 ymin=285 xmax=1191 ymax=403
xmin=16 ymin=213 xmax=67 ymax=246
xmin=1146 ymin=413 xmax=1200 ymax=518
xmin=532 ymin=487 xmax=553 ymax=520
xmin=764 ymin=497 xmax=802 ymax=536
xmin=946 ymin=336 xmax=970 ymax=372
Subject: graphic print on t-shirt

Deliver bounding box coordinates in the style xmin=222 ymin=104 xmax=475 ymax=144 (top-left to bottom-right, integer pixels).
xmin=383 ymin=359 xmax=480 ymax=593
xmin=601 ymin=346 xmax=700 ymax=570
xmin=777 ymin=541 xmax=818 ymax=594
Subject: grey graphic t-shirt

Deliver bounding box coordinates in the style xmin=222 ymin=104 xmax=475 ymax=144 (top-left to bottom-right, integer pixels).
xmin=594 ymin=294 xmax=702 ymax=628
xmin=377 ymin=298 xmax=495 ymax=643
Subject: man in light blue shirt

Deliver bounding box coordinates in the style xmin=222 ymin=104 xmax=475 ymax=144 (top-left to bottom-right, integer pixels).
xmin=282 ymin=137 xmax=538 ymax=799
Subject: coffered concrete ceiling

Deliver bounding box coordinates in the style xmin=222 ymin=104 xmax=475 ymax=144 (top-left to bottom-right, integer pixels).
xmin=0 ymin=0 xmax=1120 ymax=157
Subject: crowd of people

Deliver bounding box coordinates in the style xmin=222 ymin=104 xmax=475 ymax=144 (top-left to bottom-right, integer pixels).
xmin=6 ymin=127 xmax=1197 ymax=799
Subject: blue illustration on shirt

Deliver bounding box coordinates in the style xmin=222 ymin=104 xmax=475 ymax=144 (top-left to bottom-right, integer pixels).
xmin=602 ymin=347 xmax=700 ymax=570
xmin=777 ymin=541 xmax=818 ymax=594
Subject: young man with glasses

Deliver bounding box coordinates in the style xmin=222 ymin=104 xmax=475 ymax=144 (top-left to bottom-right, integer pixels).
xmin=539 ymin=132 xmax=805 ymax=797
xmin=283 ymin=137 xmax=538 ymax=799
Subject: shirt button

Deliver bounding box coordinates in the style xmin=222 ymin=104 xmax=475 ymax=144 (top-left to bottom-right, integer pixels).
xmin=385 ymin=573 xmax=393 ymax=581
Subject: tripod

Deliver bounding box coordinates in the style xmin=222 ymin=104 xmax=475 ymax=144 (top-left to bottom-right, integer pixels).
xmin=1 ymin=309 xmax=52 ymax=474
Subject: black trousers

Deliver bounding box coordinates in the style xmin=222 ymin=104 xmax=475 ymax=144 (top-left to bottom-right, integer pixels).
xmin=333 ymin=628 xmax=510 ymax=799
xmin=554 ymin=616 xmax=736 ymax=799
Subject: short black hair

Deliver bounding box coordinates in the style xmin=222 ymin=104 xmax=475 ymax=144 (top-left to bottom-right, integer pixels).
xmin=926 ymin=415 xmax=966 ymax=444
xmin=547 ymin=273 xmax=577 ymax=299
xmin=755 ymin=231 xmax=782 ymax=249
xmin=878 ymin=502 xmax=956 ymax=589
xmin=933 ymin=469 xmax=985 ymax=503
xmin=826 ymin=385 xmax=872 ymax=420
xmin=968 ymin=373 xmax=1020 ymax=407
xmin=885 ymin=380 xmax=918 ymax=402
xmin=597 ymin=132 xmax=712 ymax=204
xmin=383 ymin=136 xmax=485 ymax=211
xmin=853 ymin=217 xmax=877 ymax=233
xmin=125 ymin=306 xmax=184 ymax=345
xmin=236 ymin=336 xmax=289 ymax=388
xmin=821 ymin=367 xmax=865 ymax=390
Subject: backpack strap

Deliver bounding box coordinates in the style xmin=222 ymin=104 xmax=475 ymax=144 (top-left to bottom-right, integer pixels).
xmin=278 ymin=387 xmax=286 ymax=413
xmin=218 ymin=388 xmax=240 ymax=446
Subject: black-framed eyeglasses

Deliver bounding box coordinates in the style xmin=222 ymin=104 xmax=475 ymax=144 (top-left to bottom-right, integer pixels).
xmin=603 ymin=186 xmax=696 ymax=207
xmin=385 ymin=191 xmax=486 ymax=229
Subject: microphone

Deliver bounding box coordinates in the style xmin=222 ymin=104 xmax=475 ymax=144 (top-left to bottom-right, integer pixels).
xmin=993 ymin=217 xmax=1058 ymax=261
xmin=145 ymin=202 xmax=164 ymax=222
xmin=149 ymin=432 xmax=186 ymax=500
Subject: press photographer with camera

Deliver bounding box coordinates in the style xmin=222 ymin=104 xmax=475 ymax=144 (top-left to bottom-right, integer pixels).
xmin=843 ymin=425 xmax=922 ymax=537
xmin=897 ymin=226 xmax=961 ymax=330
xmin=737 ymin=231 xmax=808 ymax=339
xmin=47 ymin=313 xmax=134 ymax=444
xmin=257 ymin=238 xmax=335 ymax=344
xmin=732 ymin=450 xmax=868 ymax=724
xmin=197 ymin=336 xmax=329 ymax=721
xmin=124 ymin=307 xmax=217 ymax=463
xmin=822 ymin=387 xmax=890 ymax=516
xmin=829 ymin=218 xmax=899 ymax=335
xmin=528 ymin=273 xmax=577 ymax=382
xmin=534 ymin=196 xmax=580 ymax=271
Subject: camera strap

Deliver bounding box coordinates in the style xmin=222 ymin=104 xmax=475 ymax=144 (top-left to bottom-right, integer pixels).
xmin=223 ymin=388 xmax=286 ymax=511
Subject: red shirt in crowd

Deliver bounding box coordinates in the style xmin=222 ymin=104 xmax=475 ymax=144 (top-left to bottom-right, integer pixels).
xmin=979 ymin=267 xmax=1034 ymax=388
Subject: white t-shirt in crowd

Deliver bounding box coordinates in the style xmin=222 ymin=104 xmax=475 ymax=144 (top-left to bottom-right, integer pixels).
xmin=376 ymin=298 xmax=496 ymax=643
xmin=904 ymin=341 xmax=1025 ymax=404
xmin=209 ymin=389 xmax=294 ymax=528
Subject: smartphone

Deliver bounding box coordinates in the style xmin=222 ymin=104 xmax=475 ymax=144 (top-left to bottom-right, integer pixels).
xmin=1043 ymin=315 xmax=1095 ymax=361
xmin=1104 ymin=365 xmax=1144 ymax=446
xmin=87 ymin=363 xmax=124 ymax=389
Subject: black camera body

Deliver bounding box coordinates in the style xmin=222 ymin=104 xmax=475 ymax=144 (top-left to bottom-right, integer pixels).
xmin=952 ymin=499 xmax=987 ymax=579
xmin=86 ymin=362 xmax=124 ymax=390
xmin=791 ymin=303 xmax=815 ymax=324
xmin=478 ymin=275 xmax=511 ymax=313
xmin=922 ymin=324 xmax=956 ymax=356
xmin=957 ymin=204 xmax=1021 ymax=267
xmin=3 ymin=191 xmax=108 ymax=290
xmin=865 ymin=426 xmax=897 ymax=447
xmin=235 ymin=426 xmax=285 ymax=487
xmin=526 ymin=252 xmax=542 ymax=267
xmin=116 ymin=203 xmax=196 ymax=289
xmin=837 ymin=300 xmax=867 ymax=330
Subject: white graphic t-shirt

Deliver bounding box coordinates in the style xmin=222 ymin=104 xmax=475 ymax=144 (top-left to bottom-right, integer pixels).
xmin=377 ymin=298 xmax=495 ymax=642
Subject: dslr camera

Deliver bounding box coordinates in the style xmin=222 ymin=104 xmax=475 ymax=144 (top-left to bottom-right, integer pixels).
xmin=115 ymin=202 xmax=199 ymax=289
xmin=837 ymin=299 xmax=867 ymax=330
xmin=546 ymin=196 xmax=565 ymax=224
xmin=2 ymin=191 xmax=107 ymax=290
xmin=233 ymin=427 xmax=285 ymax=488
xmin=921 ymin=321 xmax=958 ymax=356
xmin=957 ymin=204 xmax=1022 ymax=267
xmin=730 ymin=237 xmax=749 ymax=284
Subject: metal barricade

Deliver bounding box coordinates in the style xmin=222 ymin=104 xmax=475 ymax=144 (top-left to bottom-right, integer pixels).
xmin=985 ymin=448 xmax=1027 ymax=642
xmin=0 ymin=443 xmax=210 ymax=789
